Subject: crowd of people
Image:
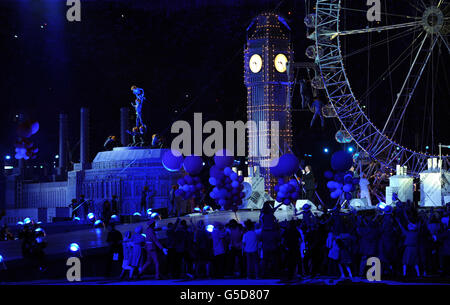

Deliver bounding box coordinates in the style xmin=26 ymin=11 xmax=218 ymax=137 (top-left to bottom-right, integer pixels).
xmin=105 ymin=200 xmax=450 ymax=281
xmin=3 ymin=195 xmax=450 ymax=282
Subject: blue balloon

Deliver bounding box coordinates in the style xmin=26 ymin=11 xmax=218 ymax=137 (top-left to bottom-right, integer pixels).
xmin=210 ymin=165 xmax=224 ymax=180
xmin=162 ymin=149 xmax=184 ymax=172
xmin=334 ymin=172 xmax=345 ymax=184
xmin=331 ymin=151 xmax=353 ymax=172
xmin=223 ymin=167 xmax=233 ymax=176
xmin=175 ymin=189 xmax=183 ymax=197
xmin=327 ymin=181 xmax=337 ymax=189
xmin=291 ymin=192 xmax=299 ymax=200
xmin=324 ymin=170 xmax=334 ymax=180
xmin=210 ymin=191 xmax=216 ymax=199
xmin=238 ymin=176 xmax=244 ymax=183
xmin=231 ymin=181 xmax=239 ymax=188
xmin=283 ymin=198 xmax=291 ymax=205
xmin=269 ymin=158 xmax=283 ymax=177
xmin=214 ymin=149 xmax=234 ymax=169
xmin=230 ymin=172 xmax=238 ymax=181
xmin=278 ymin=153 xmax=300 ymax=176
xmin=330 ymin=190 xmax=341 ymax=199
xmin=209 ymin=177 xmax=217 ymax=185
xmin=183 ymin=155 xmax=203 ymax=175
xmin=344 ymin=174 xmax=353 ymax=184
xmin=184 ymin=175 xmax=193 ymax=185
xmin=343 ymin=184 xmax=352 ymax=192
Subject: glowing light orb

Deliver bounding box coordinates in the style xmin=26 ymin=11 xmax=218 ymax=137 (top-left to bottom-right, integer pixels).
xmin=69 ymin=243 xmax=80 ymax=252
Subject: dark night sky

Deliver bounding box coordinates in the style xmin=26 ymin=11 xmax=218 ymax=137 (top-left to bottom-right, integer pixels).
xmin=0 ymin=0 xmax=448 ymax=175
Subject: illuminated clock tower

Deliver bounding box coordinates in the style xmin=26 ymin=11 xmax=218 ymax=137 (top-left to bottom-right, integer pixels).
xmin=244 ymin=12 xmax=293 ymax=194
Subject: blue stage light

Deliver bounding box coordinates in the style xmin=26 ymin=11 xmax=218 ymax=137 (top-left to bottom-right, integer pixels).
xmin=323 ymin=148 xmax=329 ymax=153
xmin=111 ymin=214 xmax=119 ymax=221
xmin=141 ymin=233 xmax=147 ymax=238
xmin=150 ymin=212 xmax=159 ymax=218
xmin=377 ymin=202 xmax=386 ymax=210
xmin=94 ymin=220 xmax=103 ymax=227
xmin=206 ymin=224 xmax=214 ymax=232
xmin=203 ymin=205 xmax=211 ymax=212
xmin=0 ymin=254 xmax=3 ymax=263
xmin=425 ymin=146 xmax=429 ymax=150
xmin=87 ymin=213 xmax=94 ymax=220
xmin=35 ymin=228 xmax=43 ymax=233
xmin=146 ymin=208 xmax=152 ymax=215
xmin=23 ymin=217 xmax=31 ymax=225
xmin=69 ymin=243 xmax=80 ymax=252
xmin=194 ymin=207 xmax=201 ymax=212
xmin=347 ymin=147 xmax=354 ymax=153
xmin=5 ymin=155 xmax=11 ymax=160
xmin=133 ymin=212 xmax=141 ymax=216
xmin=73 ymin=217 xmax=81 ymax=221
xmin=16 ymin=221 xmax=23 ymax=226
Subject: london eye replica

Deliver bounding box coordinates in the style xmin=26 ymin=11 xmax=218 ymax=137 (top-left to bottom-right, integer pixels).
xmin=307 ymin=0 xmax=450 ymax=176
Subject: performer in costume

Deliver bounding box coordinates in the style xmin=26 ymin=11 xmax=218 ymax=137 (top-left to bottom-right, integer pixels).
xmin=310 ymin=98 xmax=325 ymax=128
xmin=359 ymin=174 xmax=372 ymax=207
xmin=131 ymin=85 xmax=146 ymax=129
xmin=299 ymin=79 xmax=312 ymax=109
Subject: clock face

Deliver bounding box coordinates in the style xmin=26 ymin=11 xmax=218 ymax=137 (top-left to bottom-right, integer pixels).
xmin=249 ymin=54 xmax=262 ymax=73
xmin=274 ymin=53 xmax=288 ymax=73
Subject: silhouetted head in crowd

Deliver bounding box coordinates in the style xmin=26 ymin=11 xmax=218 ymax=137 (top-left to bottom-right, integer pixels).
xmin=244 ymin=219 xmax=254 ymax=230
xmin=229 ymin=219 xmax=238 ymax=228
xmin=262 ymin=201 xmax=274 ymax=214
xmin=180 ymin=219 xmax=187 ymax=229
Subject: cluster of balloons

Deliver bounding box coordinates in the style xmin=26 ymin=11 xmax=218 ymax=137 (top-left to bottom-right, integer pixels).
xmin=269 ymin=153 xmax=300 ymax=178
xmin=15 ymin=120 xmax=40 ymax=160
xmin=161 ymin=149 xmax=205 ymax=201
xmin=324 ymin=150 xmax=359 ymax=200
xmin=175 ymin=175 xmax=204 ymax=200
xmin=208 ymin=149 xmax=244 ymax=211
xmin=275 ymin=178 xmax=301 ymax=205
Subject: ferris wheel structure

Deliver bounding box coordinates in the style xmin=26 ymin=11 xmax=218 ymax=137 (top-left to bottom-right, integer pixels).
xmin=311 ymin=0 xmax=450 ymax=176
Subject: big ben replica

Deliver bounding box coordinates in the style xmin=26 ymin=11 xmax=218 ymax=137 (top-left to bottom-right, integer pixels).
xmin=245 ymin=13 xmax=293 ymax=194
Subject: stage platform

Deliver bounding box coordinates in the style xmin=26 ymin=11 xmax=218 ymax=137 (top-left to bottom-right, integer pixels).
xmin=0 ymin=207 xmax=302 ymax=263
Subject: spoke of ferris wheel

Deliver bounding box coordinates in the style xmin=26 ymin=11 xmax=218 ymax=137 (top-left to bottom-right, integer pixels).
xmin=438 ymin=32 xmax=450 ymax=53
xmin=359 ymin=31 xmax=425 ymax=102
xmin=419 ymin=0 xmax=428 ymax=9
xmin=329 ymin=21 xmax=421 ymax=38
xmin=408 ymin=1 xmax=425 ymax=13
xmin=437 ymin=0 xmax=444 ymax=8
xmin=382 ymin=34 xmax=439 ymax=139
